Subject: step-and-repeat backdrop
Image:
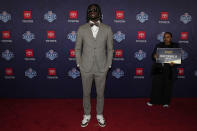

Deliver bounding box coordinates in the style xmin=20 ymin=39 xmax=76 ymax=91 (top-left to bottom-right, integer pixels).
xmin=0 ymin=0 xmax=197 ymax=98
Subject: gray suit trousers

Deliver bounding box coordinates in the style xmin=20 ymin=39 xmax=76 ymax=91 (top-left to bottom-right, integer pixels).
xmin=80 ymin=59 xmax=108 ymax=115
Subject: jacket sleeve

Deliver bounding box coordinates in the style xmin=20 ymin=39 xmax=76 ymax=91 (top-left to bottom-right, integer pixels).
xmin=75 ymin=27 xmax=83 ymax=66
xmin=152 ymin=44 xmax=159 ymax=61
xmin=106 ymin=26 xmax=114 ymax=67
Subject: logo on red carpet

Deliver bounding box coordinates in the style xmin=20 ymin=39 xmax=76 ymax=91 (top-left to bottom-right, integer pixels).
xmin=48 ymin=68 xmax=58 ymax=79
xmin=68 ymin=10 xmax=79 ymax=23
xmin=24 ymin=11 xmax=32 ymax=19
xmin=22 ymin=11 xmax=33 ymax=23
xmin=116 ymin=11 xmax=124 ymax=19
xmin=179 ymin=32 xmax=189 ymax=44
xmin=138 ymin=31 xmax=145 ymax=39
xmin=180 ymin=13 xmax=192 ymax=24
xmin=160 ymin=12 xmax=168 ymax=20
xmin=136 ymin=31 xmax=147 ymax=43
xmin=178 ymin=68 xmax=184 ymax=76
xmin=69 ymin=11 xmax=77 ymax=19
xmin=157 ymin=32 xmax=165 ymax=42
xmin=68 ymin=49 xmax=76 ymax=61
xmin=48 ymin=68 xmax=56 ymax=76
xmin=115 ymin=49 xmax=123 ymax=58
xmin=113 ymin=49 xmax=124 ymax=61
xmin=136 ymin=68 xmax=144 ymax=76
xmin=0 ymin=11 xmax=11 ymax=23
xmin=25 ymin=68 xmax=37 ymax=79
xmin=114 ymin=10 xmax=126 ymax=23
xmin=22 ymin=31 xmax=35 ymax=42
xmin=136 ymin=11 xmax=149 ymax=23
xmin=5 ymin=68 xmax=15 ymax=79
xmin=134 ymin=50 xmax=146 ymax=61
xmin=1 ymin=49 xmax=14 ymax=61
xmin=181 ymin=32 xmax=188 ymax=40
xmin=47 ymin=31 xmax=55 ymax=39
xmin=134 ymin=68 xmax=144 ymax=79
xmin=46 ymin=49 xmax=58 ymax=61
xmin=112 ymin=68 xmax=124 ymax=79
xmin=68 ymin=68 xmax=80 ymax=79
xmin=67 ymin=31 xmax=77 ymax=42
xmin=159 ymin=12 xmax=170 ymax=24
xmin=70 ymin=49 xmax=75 ymax=57
xmin=46 ymin=31 xmax=57 ymax=42
xmin=44 ymin=11 xmax=56 ymax=23
xmin=25 ymin=49 xmax=36 ymax=61
xmin=1 ymin=31 xmax=12 ymax=43
xmin=25 ymin=49 xmax=33 ymax=57
xmin=2 ymin=31 xmax=10 ymax=39
xmin=177 ymin=68 xmax=185 ymax=79
xmin=5 ymin=68 xmax=13 ymax=76
xmin=113 ymin=31 xmax=125 ymax=43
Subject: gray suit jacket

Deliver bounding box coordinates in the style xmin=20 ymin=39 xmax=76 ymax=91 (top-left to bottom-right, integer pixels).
xmin=75 ymin=23 xmax=113 ymax=73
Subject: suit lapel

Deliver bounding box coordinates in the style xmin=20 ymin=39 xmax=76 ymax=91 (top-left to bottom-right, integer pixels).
xmin=86 ymin=23 xmax=95 ymax=41
xmin=95 ymin=23 xmax=103 ymax=41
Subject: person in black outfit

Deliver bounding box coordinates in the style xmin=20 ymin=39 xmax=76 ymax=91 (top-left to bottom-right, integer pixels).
xmin=147 ymin=32 xmax=179 ymax=108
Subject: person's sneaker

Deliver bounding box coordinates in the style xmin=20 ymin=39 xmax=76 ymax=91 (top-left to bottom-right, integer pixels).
xmin=81 ymin=115 xmax=91 ymax=127
xmin=96 ymin=115 xmax=106 ymax=127
xmin=146 ymin=102 xmax=153 ymax=107
xmin=163 ymin=104 xmax=169 ymax=108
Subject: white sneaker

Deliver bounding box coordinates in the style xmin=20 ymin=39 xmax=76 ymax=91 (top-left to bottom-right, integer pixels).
xmin=146 ymin=102 xmax=153 ymax=107
xmin=96 ymin=115 xmax=106 ymax=127
xmin=163 ymin=104 xmax=169 ymax=108
xmin=81 ymin=115 xmax=91 ymax=127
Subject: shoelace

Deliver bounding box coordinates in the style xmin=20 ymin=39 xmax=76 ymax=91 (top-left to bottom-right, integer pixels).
xmin=82 ymin=116 xmax=90 ymax=123
xmin=97 ymin=117 xmax=105 ymax=123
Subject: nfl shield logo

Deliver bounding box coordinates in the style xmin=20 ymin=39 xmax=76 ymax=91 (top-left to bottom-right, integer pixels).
xmin=181 ymin=50 xmax=188 ymax=60
xmin=134 ymin=50 xmax=146 ymax=61
xmin=68 ymin=68 xmax=80 ymax=79
xmin=194 ymin=70 xmax=197 ymax=77
xmin=157 ymin=32 xmax=165 ymax=42
xmin=136 ymin=12 xmax=148 ymax=23
xmin=46 ymin=49 xmax=58 ymax=60
xmin=112 ymin=68 xmax=124 ymax=79
xmin=2 ymin=49 xmax=14 ymax=61
xmin=23 ymin=31 xmax=35 ymax=42
xmin=113 ymin=31 xmax=125 ymax=43
xmin=0 ymin=11 xmax=11 ymax=23
xmin=180 ymin=13 xmax=192 ymax=24
xmin=44 ymin=11 xmax=56 ymax=22
xmin=25 ymin=68 xmax=37 ymax=79
xmin=67 ymin=31 xmax=76 ymax=42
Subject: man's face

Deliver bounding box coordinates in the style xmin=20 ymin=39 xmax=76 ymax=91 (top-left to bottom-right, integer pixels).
xmin=163 ymin=33 xmax=172 ymax=44
xmin=88 ymin=5 xmax=99 ymax=20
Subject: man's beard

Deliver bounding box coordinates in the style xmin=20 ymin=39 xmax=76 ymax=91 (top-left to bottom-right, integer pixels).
xmin=89 ymin=14 xmax=100 ymax=21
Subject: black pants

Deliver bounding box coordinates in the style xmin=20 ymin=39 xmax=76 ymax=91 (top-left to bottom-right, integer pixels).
xmin=150 ymin=73 xmax=173 ymax=105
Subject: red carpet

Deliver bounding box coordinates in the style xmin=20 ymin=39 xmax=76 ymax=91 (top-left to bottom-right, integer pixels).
xmin=0 ymin=98 xmax=197 ymax=131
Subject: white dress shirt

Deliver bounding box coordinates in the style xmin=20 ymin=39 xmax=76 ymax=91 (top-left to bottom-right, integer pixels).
xmin=89 ymin=20 xmax=100 ymax=38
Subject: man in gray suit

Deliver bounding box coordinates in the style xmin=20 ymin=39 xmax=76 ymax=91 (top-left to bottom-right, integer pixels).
xmin=75 ymin=4 xmax=113 ymax=127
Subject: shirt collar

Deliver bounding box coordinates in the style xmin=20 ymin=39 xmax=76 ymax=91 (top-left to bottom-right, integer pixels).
xmin=89 ymin=20 xmax=100 ymax=24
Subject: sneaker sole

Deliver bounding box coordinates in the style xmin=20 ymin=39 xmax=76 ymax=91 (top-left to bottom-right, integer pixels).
xmin=97 ymin=119 xmax=106 ymax=127
xmin=147 ymin=103 xmax=153 ymax=107
xmin=98 ymin=123 xmax=106 ymax=127
xmin=81 ymin=123 xmax=88 ymax=127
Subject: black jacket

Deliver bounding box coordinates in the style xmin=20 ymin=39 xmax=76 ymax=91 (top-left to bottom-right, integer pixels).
xmin=151 ymin=42 xmax=179 ymax=80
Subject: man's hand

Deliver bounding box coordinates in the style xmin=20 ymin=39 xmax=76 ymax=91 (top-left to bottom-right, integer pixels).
xmin=169 ymin=62 xmax=174 ymax=66
xmin=77 ymin=64 xmax=80 ymax=67
xmin=154 ymin=54 xmax=158 ymax=59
